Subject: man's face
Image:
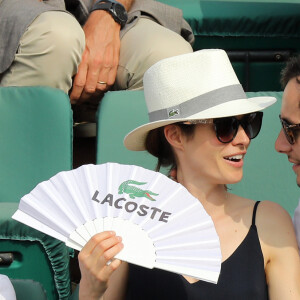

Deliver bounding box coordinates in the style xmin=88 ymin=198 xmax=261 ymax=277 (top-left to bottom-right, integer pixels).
xmin=275 ymin=76 xmax=300 ymax=186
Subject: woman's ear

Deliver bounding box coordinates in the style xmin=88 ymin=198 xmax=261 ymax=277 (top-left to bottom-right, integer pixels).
xmin=164 ymin=124 xmax=184 ymax=150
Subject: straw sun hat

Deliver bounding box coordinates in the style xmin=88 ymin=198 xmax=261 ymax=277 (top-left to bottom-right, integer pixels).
xmin=124 ymin=49 xmax=276 ymax=151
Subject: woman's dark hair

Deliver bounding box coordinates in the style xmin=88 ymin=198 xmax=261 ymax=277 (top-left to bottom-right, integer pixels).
xmin=145 ymin=123 xmax=196 ymax=172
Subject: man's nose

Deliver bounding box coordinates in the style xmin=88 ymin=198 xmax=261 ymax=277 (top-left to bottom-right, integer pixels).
xmin=275 ymin=129 xmax=292 ymax=154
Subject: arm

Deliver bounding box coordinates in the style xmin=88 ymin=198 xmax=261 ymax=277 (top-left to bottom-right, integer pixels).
xmin=293 ymin=199 xmax=300 ymax=252
xmin=257 ymin=201 xmax=300 ymax=300
xmin=78 ymin=231 xmax=128 ymax=300
xmin=70 ymin=0 xmax=134 ymax=103
xmin=103 ymin=261 xmax=129 ymax=300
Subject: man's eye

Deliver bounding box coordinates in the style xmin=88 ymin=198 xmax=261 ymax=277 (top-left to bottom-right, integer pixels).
xmin=293 ymin=129 xmax=300 ymax=140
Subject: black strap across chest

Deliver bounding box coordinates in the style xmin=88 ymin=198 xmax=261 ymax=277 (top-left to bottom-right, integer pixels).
xmin=126 ymin=201 xmax=268 ymax=300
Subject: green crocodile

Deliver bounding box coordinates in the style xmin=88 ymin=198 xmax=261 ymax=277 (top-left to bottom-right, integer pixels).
xmin=118 ymin=180 xmax=158 ymax=201
xmin=168 ymin=109 xmax=179 ymax=118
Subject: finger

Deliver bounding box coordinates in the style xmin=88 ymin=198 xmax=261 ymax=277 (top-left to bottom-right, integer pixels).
xmin=81 ymin=231 xmax=116 ymax=255
xmin=96 ymin=79 xmax=109 ymax=92
xmin=73 ymin=90 xmax=92 ymax=102
xmin=100 ymin=259 xmax=122 ymax=283
xmin=96 ymin=42 xmax=118 ymax=91
xmin=97 ymin=247 xmax=123 ymax=283
xmin=84 ymin=50 xmax=107 ymax=93
xmin=92 ymin=235 xmax=122 ymax=258
xmin=107 ymin=65 xmax=118 ymax=88
xmin=85 ymin=65 xmax=101 ymax=93
xmin=78 ymin=88 xmax=103 ymax=103
xmin=95 ymin=237 xmax=123 ymax=266
xmin=87 ymin=258 xmax=122 ymax=290
xmin=109 ymin=258 xmax=122 ymax=270
xmin=70 ymin=59 xmax=89 ymax=104
xmin=96 ymin=62 xmax=113 ymax=92
xmin=106 ymin=39 xmax=120 ymax=87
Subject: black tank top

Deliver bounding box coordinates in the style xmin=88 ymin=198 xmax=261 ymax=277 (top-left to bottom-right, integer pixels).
xmin=126 ymin=201 xmax=268 ymax=300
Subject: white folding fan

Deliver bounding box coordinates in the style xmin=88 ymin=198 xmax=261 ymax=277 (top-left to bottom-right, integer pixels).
xmin=12 ymin=163 xmax=222 ymax=283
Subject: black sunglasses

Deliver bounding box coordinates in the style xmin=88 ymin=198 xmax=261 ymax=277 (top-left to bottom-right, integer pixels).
xmin=279 ymin=115 xmax=300 ymax=145
xmin=182 ymin=112 xmax=263 ymax=143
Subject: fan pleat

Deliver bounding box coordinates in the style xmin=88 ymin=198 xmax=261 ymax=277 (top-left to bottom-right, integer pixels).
xmin=21 ymin=187 xmax=78 ymax=236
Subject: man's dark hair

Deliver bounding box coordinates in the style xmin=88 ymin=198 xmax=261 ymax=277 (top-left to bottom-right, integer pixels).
xmin=280 ymin=54 xmax=300 ymax=88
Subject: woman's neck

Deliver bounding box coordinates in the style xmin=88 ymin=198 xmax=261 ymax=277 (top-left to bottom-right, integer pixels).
xmin=176 ymin=167 xmax=229 ymax=215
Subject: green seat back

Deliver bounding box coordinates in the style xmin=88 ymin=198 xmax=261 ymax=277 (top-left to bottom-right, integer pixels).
xmin=0 ymin=86 xmax=73 ymax=300
xmin=96 ymin=90 xmax=299 ymax=216
xmin=11 ymin=279 xmax=47 ymax=300
xmin=0 ymin=86 xmax=72 ymax=203
xmin=96 ymin=90 xmax=156 ymax=169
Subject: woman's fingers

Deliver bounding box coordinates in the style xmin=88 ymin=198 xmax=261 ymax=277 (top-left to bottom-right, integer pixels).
xmin=79 ymin=231 xmax=123 ymax=270
xmin=78 ymin=231 xmax=124 ymax=298
xmin=94 ymin=238 xmax=123 ymax=268
xmin=80 ymin=231 xmax=116 ymax=254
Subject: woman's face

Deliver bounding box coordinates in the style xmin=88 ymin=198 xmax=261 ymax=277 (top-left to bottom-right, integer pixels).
xmin=178 ymin=116 xmax=251 ymax=186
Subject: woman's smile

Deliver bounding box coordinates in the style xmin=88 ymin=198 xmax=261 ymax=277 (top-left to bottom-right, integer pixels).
xmin=223 ymin=153 xmax=245 ymax=168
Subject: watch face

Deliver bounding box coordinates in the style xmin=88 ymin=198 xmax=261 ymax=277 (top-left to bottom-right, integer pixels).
xmin=114 ymin=3 xmax=128 ymax=23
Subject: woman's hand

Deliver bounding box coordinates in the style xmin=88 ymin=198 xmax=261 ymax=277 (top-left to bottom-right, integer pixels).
xmin=78 ymin=231 xmax=124 ymax=300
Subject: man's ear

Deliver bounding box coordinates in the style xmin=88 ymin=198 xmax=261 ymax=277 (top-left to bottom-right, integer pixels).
xmin=164 ymin=124 xmax=184 ymax=150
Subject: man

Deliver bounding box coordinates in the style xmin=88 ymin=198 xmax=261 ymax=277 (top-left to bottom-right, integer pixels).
xmin=0 ymin=0 xmax=194 ymax=121
xmin=275 ymin=54 xmax=300 ymax=249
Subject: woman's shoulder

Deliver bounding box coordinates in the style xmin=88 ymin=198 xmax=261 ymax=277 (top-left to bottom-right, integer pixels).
xmin=231 ymin=197 xmax=291 ymax=222
xmin=255 ymin=200 xmax=297 ymax=252
xmin=230 ymin=196 xmax=294 ymax=235
xmin=257 ymin=200 xmax=292 ymax=226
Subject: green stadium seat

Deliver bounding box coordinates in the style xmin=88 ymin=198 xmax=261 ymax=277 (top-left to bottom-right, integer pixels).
xmin=159 ymin=0 xmax=300 ymax=91
xmin=11 ymin=279 xmax=47 ymax=300
xmin=0 ymin=86 xmax=72 ymax=202
xmin=0 ymin=86 xmax=73 ymax=300
xmin=96 ymin=90 xmax=299 ymax=216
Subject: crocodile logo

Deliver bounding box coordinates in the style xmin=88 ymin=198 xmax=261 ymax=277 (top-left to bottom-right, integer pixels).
xmin=168 ymin=108 xmax=179 ymax=118
xmin=118 ymin=180 xmax=158 ymax=201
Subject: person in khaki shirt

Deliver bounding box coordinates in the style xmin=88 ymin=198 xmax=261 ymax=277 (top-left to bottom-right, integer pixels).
xmin=0 ymin=0 xmax=193 ymax=123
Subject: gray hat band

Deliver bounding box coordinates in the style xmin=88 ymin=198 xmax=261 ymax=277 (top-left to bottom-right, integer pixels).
xmin=148 ymin=84 xmax=246 ymax=122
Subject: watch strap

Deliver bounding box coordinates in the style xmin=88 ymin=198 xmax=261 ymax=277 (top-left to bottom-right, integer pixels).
xmin=90 ymin=0 xmax=128 ymax=28
xmin=90 ymin=1 xmax=113 ymax=13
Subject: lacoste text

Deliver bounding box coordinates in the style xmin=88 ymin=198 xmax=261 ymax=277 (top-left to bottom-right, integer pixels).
xmin=92 ymin=191 xmax=172 ymax=223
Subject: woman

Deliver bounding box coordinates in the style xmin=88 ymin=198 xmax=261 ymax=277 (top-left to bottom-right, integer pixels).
xmin=77 ymin=50 xmax=300 ymax=299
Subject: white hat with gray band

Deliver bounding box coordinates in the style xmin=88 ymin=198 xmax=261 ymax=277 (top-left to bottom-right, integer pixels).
xmin=124 ymin=49 xmax=276 ymax=151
